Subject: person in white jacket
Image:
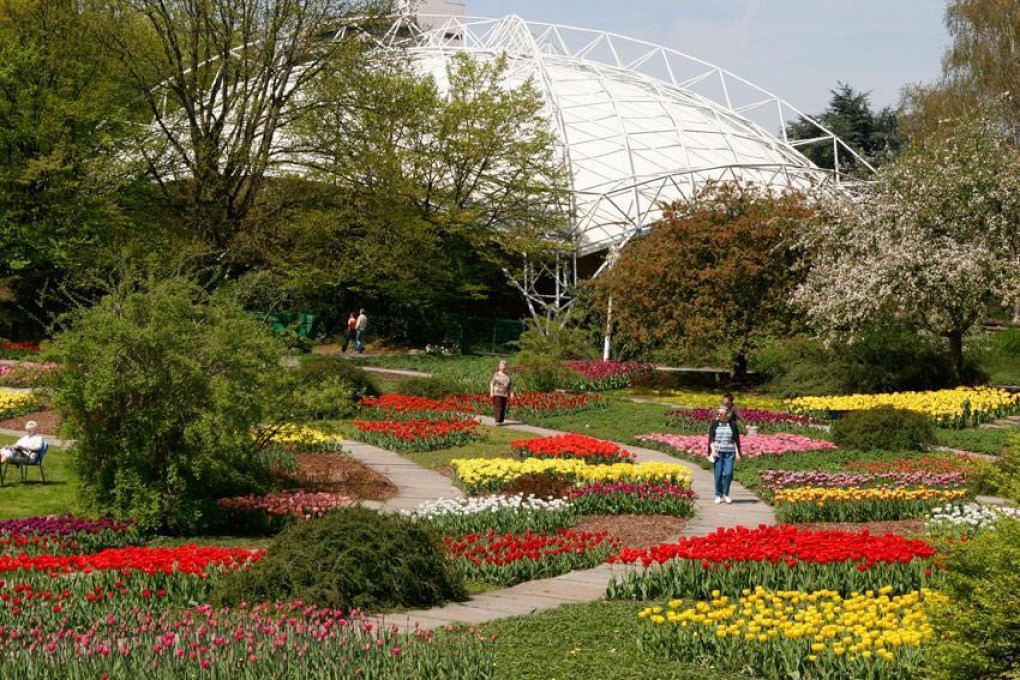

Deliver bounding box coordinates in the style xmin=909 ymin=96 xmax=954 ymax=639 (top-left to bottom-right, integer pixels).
xmin=1 ymin=421 xmax=43 ymax=464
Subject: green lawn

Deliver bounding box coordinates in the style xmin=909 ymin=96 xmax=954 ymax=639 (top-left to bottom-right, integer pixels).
xmin=935 ymin=426 xmax=1013 ymax=455
xmin=524 ymin=399 xmax=671 ymax=444
xmin=354 ymin=354 xmax=506 ymax=391
xmin=479 ymin=601 xmax=740 ymax=680
xmin=0 ymin=435 xmax=77 ymax=519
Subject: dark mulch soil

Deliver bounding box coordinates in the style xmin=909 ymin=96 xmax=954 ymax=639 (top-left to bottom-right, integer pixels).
xmin=795 ymin=520 xmax=927 ymax=536
xmin=572 ymin=514 xmax=688 ymax=550
xmin=292 ymin=452 xmax=398 ymax=502
xmin=0 ymin=409 xmax=62 ymax=435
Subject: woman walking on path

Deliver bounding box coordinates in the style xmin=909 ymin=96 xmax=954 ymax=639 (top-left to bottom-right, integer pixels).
xmin=489 ymin=361 xmax=514 ymax=426
xmin=708 ymin=406 xmax=742 ymax=504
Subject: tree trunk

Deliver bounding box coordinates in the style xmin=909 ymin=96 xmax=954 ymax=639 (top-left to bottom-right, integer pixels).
xmin=732 ymin=351 xmax=749 ymax=384
xmin=947 ymin=331 xmax=965 ymax=384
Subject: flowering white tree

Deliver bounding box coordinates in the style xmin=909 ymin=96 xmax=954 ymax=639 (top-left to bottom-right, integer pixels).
xmin=794 ymin=117 xmax=1020 ymax=379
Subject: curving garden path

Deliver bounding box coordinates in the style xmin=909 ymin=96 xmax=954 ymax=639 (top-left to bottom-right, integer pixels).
xmin=348 ymin=415 xmax=775 ymax=631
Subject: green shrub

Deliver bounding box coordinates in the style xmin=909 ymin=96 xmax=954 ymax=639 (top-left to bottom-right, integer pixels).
xmin=513 ymin=315 xmax=593 ymax=392
xmin=830 ymin=407 xmax=935 ymax=451
xmin=47 ymin=277 xmax=286 ymax=535
xmin=927 ymin=518 xmax=1020 ymax=679
xmin=296 ymin=356 xmax=379 ymax=400
xmin=754 ymin=332 xmax=986 ymax=397
xmin=212 ymin=507 xmax=465 ymax=611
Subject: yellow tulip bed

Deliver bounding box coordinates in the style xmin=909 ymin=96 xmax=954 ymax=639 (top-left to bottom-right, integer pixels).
xmin=787 ymin=386 xmax=1020 ymax=428
xmin=638 ymin=587 xmax=944 ymax=679
xmin=0 ymin=388 xmax=40 ymax=420
xmin=772 ymin=486 xmax=971 ymax=523
xmin=261 ymin=423 xmax=343 ymax=451
xmin=449 ymin=457 xmax=692 ymax=495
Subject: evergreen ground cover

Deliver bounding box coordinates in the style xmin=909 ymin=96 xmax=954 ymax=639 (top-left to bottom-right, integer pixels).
xmin=935 ymin=425 xmax=1013 ymax=455
xmin=477 ymin=601 xmax=739 ymax=680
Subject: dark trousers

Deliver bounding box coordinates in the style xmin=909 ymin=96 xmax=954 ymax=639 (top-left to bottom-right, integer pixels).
xmin=342 ymin=329 xmax=352 ymax=352
xmin=492 ymin=395 xmax=508 ymax=423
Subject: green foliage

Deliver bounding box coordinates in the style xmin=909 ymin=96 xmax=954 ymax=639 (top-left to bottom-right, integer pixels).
xmin=267 ymin=356 xmax=380 ymax=422
xmin=599 ymin=184 xmax=815 ymax=379
xmin=935 ymin=426 xmax=1008 ymax=456
xmin=47 ymin=277 xmax=286 ymax=535
xmin=513 ymin=316 xmax=593 ymax=392
xmin=753 ymin=332 xmax=985 ymax=397
xmin=830 ymin=408 xmax=935 ymax=451
xmin=786 ymin=82 xmax=902 ymax=173
xmin=928 ymin=518 xmax=1020 ymax=679
xmin=0 ymin=0 xmax=137 ymax=334
xmin=973 ymin=436 xmax=1020 ymax=503
xmin=212 ymin=507 xmax=466 ymax=611
xmin=252 ymin=49 xmax=569 ymax=343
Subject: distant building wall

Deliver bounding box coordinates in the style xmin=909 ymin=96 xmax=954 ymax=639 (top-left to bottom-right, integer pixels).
xmin=416 ymin=0 xmax=466 ymax=21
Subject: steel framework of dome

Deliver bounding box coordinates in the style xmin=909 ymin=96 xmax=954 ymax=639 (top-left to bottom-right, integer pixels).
xmin=374 ymin=14 xmax=872 ymax=261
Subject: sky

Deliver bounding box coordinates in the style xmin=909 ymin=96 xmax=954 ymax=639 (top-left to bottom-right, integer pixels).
xmin=458 ymin=0 xmax=950 ymax=116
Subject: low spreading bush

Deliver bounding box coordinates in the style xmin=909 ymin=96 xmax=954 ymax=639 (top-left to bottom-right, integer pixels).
xmin=927 ymin=518 xmax=1020 ymax=679
xmin=287 ymin=357 xmax=379 ymax=420
xmin=830 ymin=407 xmax=934 ymax=451
xmin=211 ymin=507 xmax=465 ymax=611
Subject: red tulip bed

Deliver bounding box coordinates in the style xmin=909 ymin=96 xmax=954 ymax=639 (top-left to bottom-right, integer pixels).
xmin=510 ymin=433 xmax=635 ymax=464
xmin=605 ymin=524 xmax=939 ymax=600
xmin=445 ymin=529 xmax=618 ymax=586
xmin=351 ymin=418 xmax=485 ymax=452
xmin=568 ymin=482 xmax=696 ymax=516
xmin=358 ymin=394 xmax=468 ymax=421
xmin=0 ymin=339 xmax=39 ymax=359
xmin=360 ymin=391 xmax=606 ymax=424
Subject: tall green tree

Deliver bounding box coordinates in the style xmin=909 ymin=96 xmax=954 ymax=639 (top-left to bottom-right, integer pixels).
xmin=246 ymin=52 xmax=568 ymax=338
xmin=0 ymin=0 xmax=134 ymax=334
xmin=597 ymin=184 xmax=816 ymax=379
xmin=786 ymin=83 xmax=902 ymax=173
xmin=901 ymin=0 xmax=1020 ymax=141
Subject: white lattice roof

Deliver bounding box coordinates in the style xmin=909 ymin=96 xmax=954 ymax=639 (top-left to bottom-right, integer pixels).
xmin=377 ymin=14 xmax=869 ymax=256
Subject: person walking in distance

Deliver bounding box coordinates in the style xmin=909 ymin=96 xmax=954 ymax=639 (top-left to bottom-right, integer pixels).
xmin=354 ymin=308 xmax=368 ymax=354
xmin=489 ymin=360 xmax=514 ymax=426
xmin=342 ymin=312 xmax=357 ymax=353
xmin=708 ymin=406 xmax=742 ymax=504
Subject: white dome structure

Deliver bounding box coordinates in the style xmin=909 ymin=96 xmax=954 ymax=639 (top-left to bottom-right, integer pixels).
xmin=375 ymin=14 xmax=872 ymax=258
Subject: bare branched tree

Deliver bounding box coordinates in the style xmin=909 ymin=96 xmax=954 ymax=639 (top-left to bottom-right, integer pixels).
xmin=94 ymin=0 xmax=393 ymax=248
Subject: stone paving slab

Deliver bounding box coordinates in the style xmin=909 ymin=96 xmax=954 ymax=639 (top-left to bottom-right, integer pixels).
xmin=342 ymin=438 xmax=463 ymax=512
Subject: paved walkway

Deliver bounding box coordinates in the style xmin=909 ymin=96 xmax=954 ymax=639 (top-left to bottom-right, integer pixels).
xmin=362 ymin=416 xmax=774 ymax=631
xmin=343 ymin=439 xmax=463 ymax=512
xmin=979 ymin=414 xmax=1020 ymax=430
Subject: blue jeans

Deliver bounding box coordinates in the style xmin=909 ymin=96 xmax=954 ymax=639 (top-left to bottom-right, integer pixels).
xmin=714 ymin=450 xmax=736 ymax=497
xmin=354 ymin=330 xmax=365 ymax=353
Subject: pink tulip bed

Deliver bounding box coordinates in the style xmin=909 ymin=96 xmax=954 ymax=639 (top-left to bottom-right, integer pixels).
xmin=0 ymin=512 xmax=496 ymax=677
xmin=217 ymin=490 xmax=353 ymax=533
xmin=637 ymin=432 xmax=837 ymax=462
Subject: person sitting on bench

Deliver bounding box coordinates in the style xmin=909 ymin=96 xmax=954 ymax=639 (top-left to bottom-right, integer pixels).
xmin=1 ymin=421 xmax=43 ymax=465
